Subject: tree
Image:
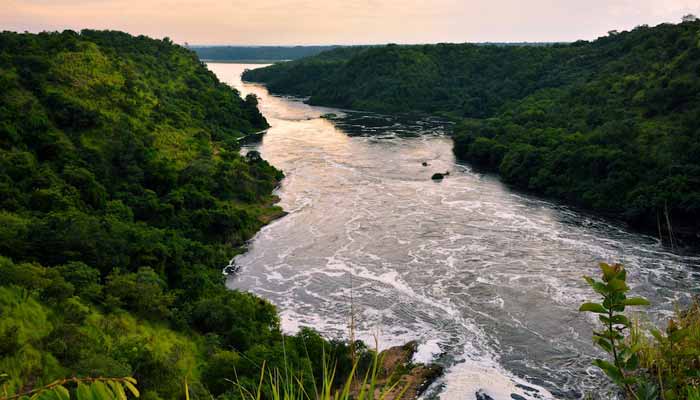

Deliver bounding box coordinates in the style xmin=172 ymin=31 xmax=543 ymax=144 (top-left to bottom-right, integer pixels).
xmin=244 ymin=93 xmax=259 ymax=107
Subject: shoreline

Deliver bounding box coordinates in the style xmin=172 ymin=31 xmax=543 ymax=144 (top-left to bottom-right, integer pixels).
xmin=241 ymin=79 xmax=700 ymax=253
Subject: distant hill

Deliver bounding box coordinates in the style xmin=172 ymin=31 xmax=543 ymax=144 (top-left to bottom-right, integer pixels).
xmin=191 ymin=43 xmax=559 ymax=62
xmin=190 ymin=45 xmax=340 ymax=61
xmin=243 ymin=22 xmax=700 ymax=246
xmin=0 ymin=29 xmax=359 ymax=399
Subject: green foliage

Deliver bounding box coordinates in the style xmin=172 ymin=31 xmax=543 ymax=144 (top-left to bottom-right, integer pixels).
xmin=580 ymin=263 xmax=700 ymax=399
xmin=451 ymin=22 xmax=700 ymax=243
xmin=191 ymin=45 xmax=340 ymax=61
xmin=0 ymin=29 xmax=352 ymax=400
xmin=0 ymin=377 xmax=139 ymax=400
xmin=54 ymin=262 xmax=102 ymax=302
xmin=629 ymin=300 xmax=700 ymax=399
xmin=245 ymin=21 xmax=700 ymax=244
xmin=230 ymin=349 xmax=408 ymax=400
xmin=242 ymin=43 xmax=575 ymax=117
xmin=580 ymin=263 xmax=650 ymax=395
xmin=104 ymin=268 xmax=174 ymax=320
xmin=189 ymin=290 xmax=279 ymax=351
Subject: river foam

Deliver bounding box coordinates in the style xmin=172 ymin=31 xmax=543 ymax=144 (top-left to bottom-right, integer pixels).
xmin=209 ymin=63 xmax=700 ymax=400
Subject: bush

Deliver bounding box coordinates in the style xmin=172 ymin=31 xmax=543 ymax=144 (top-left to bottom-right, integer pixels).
xmin=55 ymin=261 xmax=103 ymax=302
xmin=580 ymin=263 xmax=700 ymax=399
xmin=189 ymin=291 xmax=280 ymax=351
xmin=104 ymin=267 xmax=174 ymax=319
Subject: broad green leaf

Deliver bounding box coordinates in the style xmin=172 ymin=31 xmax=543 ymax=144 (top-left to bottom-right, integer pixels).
xmin=617 ymin=268 xmax=627 ymax=282
xmin=123 ymin=377 xmax=137 ymax=385
xmin=31 ymin=391 xmax=55 ymax=400
xmin=593 ymin=336 xmax=613 ymax=353
xmin=91 ymin=381 xmax=114 ymax=400
xmin=609 ymin=314 xmax=630 ymax=327
xmin=593 ymin=359 xmax=624 ymax=385
xmin=56 ymin=386 xmax=70 ymax=400
xmin=599 ymin=314 xmax=629 ymax=326
xmin=39 ymin=386 xmax=70 ymax=400
xmin=77 ymin=383 xmax=94 ymax=400
xmin=108 ymin=381 xmax=128 ymax=400
xmin=623 ymin=353 xmax=639 ymax=370
xmin=594 ymin=329 xmax=623 ymax=341
xmin=579 ymin=302 xmax=607 ymax=313
xmin=599 ymin=263 xmax=619 ymax=282
xmin=607 ymin=279 xmax=628 ymax=292
xmin=623 ymin=297 xmax=650 ymax=306
xmin=584 ymin=276 xmax=609 ymax=295
xmin=124 ymin=381 xmax=140 ymax=398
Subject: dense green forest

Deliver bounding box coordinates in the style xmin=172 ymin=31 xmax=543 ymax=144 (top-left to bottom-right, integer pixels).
xmin=191 ymin=45 xmax=340 ymax=61
xmin=0 ymin=30 xmax=358 ymax=399
xmin=244 ymin=21 xmax=700 ymax=246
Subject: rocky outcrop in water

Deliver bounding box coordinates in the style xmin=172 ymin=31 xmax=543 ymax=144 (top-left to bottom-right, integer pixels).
xmin=431 ymin=172 xmax=450 ymax=180
xmin=352 ymin=341 xmax=443 ymax=400
xmin=475 ymin=390 xmax=495 ymax=400
xmin=475 ymin=386 xmax=542 ymax=400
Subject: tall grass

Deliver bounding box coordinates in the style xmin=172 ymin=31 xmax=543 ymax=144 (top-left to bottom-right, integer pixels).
xmin=232 ymin=349 xmax=409 ymax=400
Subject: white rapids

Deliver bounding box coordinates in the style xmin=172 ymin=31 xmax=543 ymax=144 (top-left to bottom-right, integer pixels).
xmin=208 ymin=63 xmax=700 ymax=400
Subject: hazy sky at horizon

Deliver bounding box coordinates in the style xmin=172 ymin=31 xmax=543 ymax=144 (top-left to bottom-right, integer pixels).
xmin=3 ymin=0 xmax=700 ymax=45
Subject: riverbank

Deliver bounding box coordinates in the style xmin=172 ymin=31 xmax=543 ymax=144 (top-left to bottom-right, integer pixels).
xmin=241 ymin=21 xmax=700 ymax=249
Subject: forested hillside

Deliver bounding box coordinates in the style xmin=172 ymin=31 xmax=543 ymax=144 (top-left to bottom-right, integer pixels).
xmin=0 ymin=30 xmax=355 ymax=399
xmin=243 ymin=43 xmax=590 ymax=116
xmin=244 ymin=21 xmax=700 ymax=245
xmin=191 ymin=45 xmax=340 ymax=61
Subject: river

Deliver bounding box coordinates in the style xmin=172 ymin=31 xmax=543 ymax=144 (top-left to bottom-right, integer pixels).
xmin=208 ymin=63 xmax=700 ymax=400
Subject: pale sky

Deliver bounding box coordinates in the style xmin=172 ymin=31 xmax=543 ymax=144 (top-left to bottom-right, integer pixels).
xmin=2 ymin=0 xmax=700 ymax=45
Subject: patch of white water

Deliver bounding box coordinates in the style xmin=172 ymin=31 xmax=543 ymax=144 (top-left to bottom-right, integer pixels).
xmin=208 ymin=63 xmax=700 ymax=400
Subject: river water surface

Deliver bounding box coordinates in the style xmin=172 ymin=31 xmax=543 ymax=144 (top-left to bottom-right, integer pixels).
xmin=209 ymin=63 xmax=700 ymax=400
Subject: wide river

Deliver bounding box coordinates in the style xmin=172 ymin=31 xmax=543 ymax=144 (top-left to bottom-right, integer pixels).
xmin=210 ymin=63 xmax=700 ymax=399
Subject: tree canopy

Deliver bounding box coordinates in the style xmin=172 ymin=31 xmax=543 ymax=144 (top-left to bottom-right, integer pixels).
xmin=0 ymin=30 xmax=355 ymax=399
xmin=244 ymin=21 xmax=700 ymax=245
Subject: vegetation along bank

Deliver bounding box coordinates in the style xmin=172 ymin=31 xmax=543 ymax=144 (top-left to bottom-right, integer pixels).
xmin=0 ymin=29 xmax=384 ymax=399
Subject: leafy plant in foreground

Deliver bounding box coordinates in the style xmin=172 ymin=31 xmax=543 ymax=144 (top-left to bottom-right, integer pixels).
xmin=580 ymin=263 xmax=650 ymax=398
xmin=629 ymin=299 xmax=700 ymax=399
xmin=0 ymin=377 xmax=138 ymax=400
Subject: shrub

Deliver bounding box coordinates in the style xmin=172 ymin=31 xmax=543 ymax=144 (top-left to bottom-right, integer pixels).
xmin=580 ymin=263 xmax=700 ymax=399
